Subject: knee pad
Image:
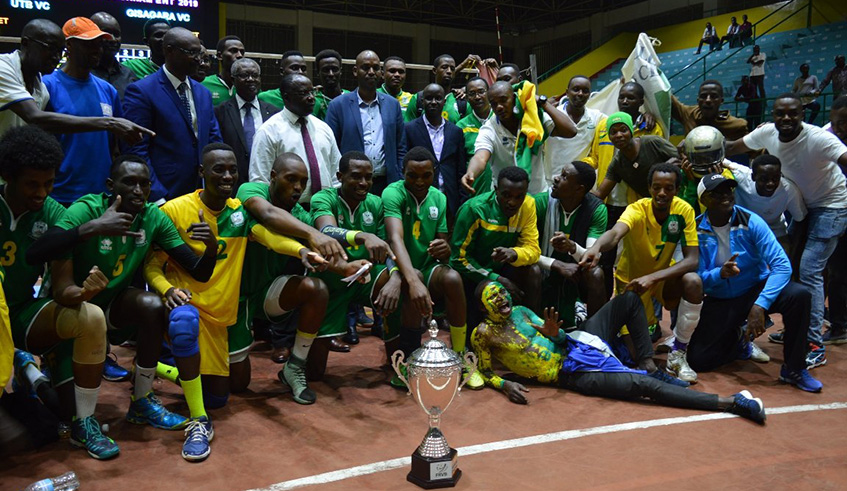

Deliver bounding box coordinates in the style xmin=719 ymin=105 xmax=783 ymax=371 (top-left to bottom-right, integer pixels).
xmin=168 ymin=305 xmax=200 ymax=358
xmin=56 ymin=303 xmax=107 ymax=365
xmin=203 ymin=391 xmax=229 ymax=409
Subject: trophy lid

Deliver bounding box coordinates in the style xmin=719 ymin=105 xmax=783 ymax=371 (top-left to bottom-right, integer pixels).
xmin=407 ymin=320 xmax=462 ymax=370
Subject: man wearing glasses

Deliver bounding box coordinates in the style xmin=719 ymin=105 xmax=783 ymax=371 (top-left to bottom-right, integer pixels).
xmin=123 ymin=27 xmax=222 ymax=203
xmin=0 ymin=19 xmax=151 ymax=142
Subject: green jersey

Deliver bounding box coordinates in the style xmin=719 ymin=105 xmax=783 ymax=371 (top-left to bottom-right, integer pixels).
xmin=404 ymin=91 xmax=466 ymax=123
xmin=313 ymin=89 xmax=349 ymax=120
xmin=381 ymin=181 xmax=448 ymax=271
xmin=121 ymin=58 xmax=159 ymax=80
xmin=456 ymin=109 xmax=494 ymax=195
xmin=377 ymin=85 xmax=413 ymax=111
xmin=258 ymin=88 xmax=284 ymax=110
xmin=533 ymin=192 xmax=607 ymax=264
xmin=0 ymin=194 xmax=65 ymax=309
xmin=201 ymin=74 xmax=234 ymax=107
xmin=237 ymin=182 xmax=311 ymax=296
xmin=310 ymin=187 xmax=385 ymax=261
xmin=450 ymin=190 xmax=541 ymax=284
xmin=56 ymin=194 xmax=185 ymax=308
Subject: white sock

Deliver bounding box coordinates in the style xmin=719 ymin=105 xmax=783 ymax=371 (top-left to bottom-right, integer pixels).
xmin=291 ymin=332 xmax=315 ymax=362
xmin=24 ymin=363 xmax=47 ymax=387
xmin=74 ymin=384 xmax=100 ymax=420
xmin=134 ymin=365 xmax=156 ymax=400
xmin=673 ymin=298 xmax=703 ymax=345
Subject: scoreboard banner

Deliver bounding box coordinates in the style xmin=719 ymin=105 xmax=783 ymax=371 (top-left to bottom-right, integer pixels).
xmin=1 ymin=0 xmax=219 ymax=45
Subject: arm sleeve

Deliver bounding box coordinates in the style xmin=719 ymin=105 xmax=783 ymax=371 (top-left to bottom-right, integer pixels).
xmin=582 ymin=121 xmax=605 ymax=169
xmin=248 ymin=125 xmax=276 ymax=184
xmin=142 ymin=249 xmax=174 ymax=296
xmin=753 ymin=216 xmax=792 ymax=310
xmin=324 ymin=101 xmax=342 ymax=147
xmin=26 ymin=227 xmax=80 ymax=264
xmin=450 ymin=203 xmax=498 ymax=283
xmin=470 ymin=326 xmax=505 ymax=389
xmin=698 ymin=239 xmax=725 ymax=291
xmin=511 ymin=198 xmax=541 ymax=267
xmin=474 ymin=124 xmax=496 ymax=153
xmin=310 ymin=191 xmax=335 ymax=220
xmin=121 ymin=83 xmax=168 ymax=201
xmin=250 ymin=224 xmax=307 ymax=257
xmin=741 ymin=125 xmax=767 ymax=151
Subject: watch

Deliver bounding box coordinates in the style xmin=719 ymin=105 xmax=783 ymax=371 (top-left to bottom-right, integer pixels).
xmin=538 ymin=95 xmax=548 ymax=107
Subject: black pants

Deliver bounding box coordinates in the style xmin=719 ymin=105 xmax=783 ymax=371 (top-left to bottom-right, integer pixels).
xmin=558 ymin=292 xmax=719 ymax=411
xmin=827 ymin=235 xmax=847 ymax=331
xmin=600 ymin=205 xmax=626 ymax=300
xmin=687 ymin=281 xmax=810 ymax=372
xmin=750 ymin=75 xmax=766 ymax=100
xmin=803 ymin=101 xmax=821 ymax=125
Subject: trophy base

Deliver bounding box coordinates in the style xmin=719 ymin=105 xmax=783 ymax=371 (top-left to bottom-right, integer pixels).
xmin=407 ymin=448 xmax=461 ymax=489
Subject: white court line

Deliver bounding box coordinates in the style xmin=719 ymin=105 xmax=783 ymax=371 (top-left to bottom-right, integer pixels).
xmin=248 ymin=401 xmax=847 ymax=491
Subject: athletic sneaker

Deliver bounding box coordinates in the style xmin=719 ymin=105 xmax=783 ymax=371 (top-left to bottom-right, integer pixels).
xmin=768 ymin=330 xmax=784 ymax=344
xmin=647 ymin=369 xmax=690 ymax=387
xmin=464 ymin=366 xmax=485 ymax=390
xmin=355 ymin=306 xmax=374 ymax=328
xmin=822 ymin=327 xmax=847 ymax=345
xmin=806 ymin=344 xmax=827 ymax=369
xmin=12 ymin=349 xmax=49 ymax=397
xmin=656 ymin=335 xmax=674 ymax=354
xmin=729 ymin=390 xmax=766 ymax=424
xmin=126 ymin=391 xmax=188 ymax=430
xmin=278 ymin=356 xmax=316 ymax=405
xmin=750 ymin=342 xmax=770 ymax=363
xmin=779 ymin=364 xmax=823 ymax=393
xmin=666 ymin=349 xmax=698 ymax=384
xmin=102 ymin=353 xmax=131 ymax=382
xmin=182 ymin=416 xmax=213 ymax=462
xmin=70 ymin=415 xmax=120 ymax=459
xmin=649 ymin=323 xmax=662 ymax=343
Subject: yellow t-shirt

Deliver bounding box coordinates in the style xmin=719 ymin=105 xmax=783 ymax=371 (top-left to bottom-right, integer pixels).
xmin=615 ymin=196 xmax=698 ymax=283
xmin=0 ymin=267 xmax=12 ymax=389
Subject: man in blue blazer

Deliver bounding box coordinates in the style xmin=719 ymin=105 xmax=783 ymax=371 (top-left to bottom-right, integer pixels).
xmin=123 ymin=27 xmax=222 ymax=202
xmin=325 ymin=50 xmax=405 ymax=195
xmin=404 ymin=83 xmax=467 ymax=218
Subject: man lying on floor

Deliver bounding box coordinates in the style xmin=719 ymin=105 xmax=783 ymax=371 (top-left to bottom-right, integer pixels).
xmin=470 ymin=282 xmax=766 ymax=424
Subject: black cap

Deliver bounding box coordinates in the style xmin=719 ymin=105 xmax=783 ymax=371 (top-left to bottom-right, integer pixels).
xmin=697 ymin=173 xmax=737 ymax=200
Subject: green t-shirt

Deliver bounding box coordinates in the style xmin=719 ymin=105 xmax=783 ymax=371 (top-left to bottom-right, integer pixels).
xmin=381 ymin=181 xmax=448 ymax=271
xmin=0 ymin=194 xmax=66 ymax=309
xmin=456 ymin=109 xmax=494 ymax=195
xmin=201 ymin=74 xmax=234 ymax=107
xmin=121 ymin=58 xmax=159 ymax=80
xmin=606 ymin=135 xmax=678 ymax=200
xmin=258 ymin=88 xmax=284 ymax=110
xmin=404 ymin=91 xmax=466 ymax=124
xmin=310 ymin=187 xmax=385 ymax=261
xmin=312 ymin=89 xmax=349 ymax=120
xmin=236 ymin=182 xmax=311 ymax=295
xmin=377 ymin=85 xmax=413 ymax=111
xmin=533 ymin=192 xmax=607 ymax=264
xmin=56 ymin=193 xmax=185 ymax=308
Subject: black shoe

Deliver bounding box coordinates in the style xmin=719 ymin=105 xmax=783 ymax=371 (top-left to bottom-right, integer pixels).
xmin=342 ymin=324 xmax=360 ymax=345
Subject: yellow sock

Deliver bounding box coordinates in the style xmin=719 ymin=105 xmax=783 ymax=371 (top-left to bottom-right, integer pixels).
xmin=181 ymin=375 xmax=207 ymax=419
xmin=450 ymin=324 xmax=467 ymax=353
xmin=156 ymin=362 xmax=180 ymax=384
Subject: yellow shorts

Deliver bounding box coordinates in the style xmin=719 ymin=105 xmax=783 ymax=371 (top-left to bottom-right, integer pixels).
xmin=198 ymin=314 xmax=231 ymax=377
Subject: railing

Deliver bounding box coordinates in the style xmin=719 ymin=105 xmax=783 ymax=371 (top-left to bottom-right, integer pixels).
xmin=667 ymin=0 xmax=810 ymax=95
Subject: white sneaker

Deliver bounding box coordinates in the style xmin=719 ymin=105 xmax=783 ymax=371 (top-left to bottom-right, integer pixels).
xmin=667 ymin=349 xmax=698 ymax=384
xmin=750 ymin=342 xmax=770 ymax=363
xmin=656 ymin=335 xmax=675 ymax=354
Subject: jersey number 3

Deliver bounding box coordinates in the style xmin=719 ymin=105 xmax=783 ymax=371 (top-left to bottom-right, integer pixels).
xmin=0 ymin=241 xmax=16 ymax=266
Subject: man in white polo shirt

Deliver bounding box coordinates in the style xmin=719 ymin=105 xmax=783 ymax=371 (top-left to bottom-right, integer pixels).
xmin=727 ymin=93 xmax=847 ymax=369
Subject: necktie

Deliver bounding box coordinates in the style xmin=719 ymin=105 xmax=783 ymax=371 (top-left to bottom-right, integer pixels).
xmin=243 ymin=102 xmax=255 ymax=154
xmin=299 ymin=117 xmax=322 ymax=196
xmin=177 ymin=82 xmax=193 ymax=130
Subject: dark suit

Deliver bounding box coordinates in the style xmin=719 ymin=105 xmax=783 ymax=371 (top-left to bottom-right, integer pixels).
xmin=404 ymin=116 xmax=467 ymax=216
xmin=123 ymin=68 xmax=222 ymax=202
xmin=325 ymin=89 xmax=406 ymax=184
xmin=215 ymin=97 xmax=279 ymax=187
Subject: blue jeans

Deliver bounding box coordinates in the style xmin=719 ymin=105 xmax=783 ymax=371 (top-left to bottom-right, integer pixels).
xmin=799 ymin=207 xmax=847 ymax=346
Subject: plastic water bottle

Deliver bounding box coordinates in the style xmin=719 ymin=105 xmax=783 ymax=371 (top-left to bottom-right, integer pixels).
xmin=24 ymin=471 xmax=80 ymax=491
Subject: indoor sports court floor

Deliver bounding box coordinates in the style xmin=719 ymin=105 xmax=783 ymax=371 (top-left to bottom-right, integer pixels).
xmin=3 ymin=313 xmax=847 ymax=491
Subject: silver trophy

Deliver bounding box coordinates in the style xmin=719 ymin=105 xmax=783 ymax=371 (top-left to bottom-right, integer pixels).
xmin=392 ymin=320 xmax=478 ymax=489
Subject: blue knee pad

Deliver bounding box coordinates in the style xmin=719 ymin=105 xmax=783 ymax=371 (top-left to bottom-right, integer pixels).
xmin=168 ymin=305 xmax=200 ymax=358
xmin=204 ymin=391 xmax=229 ymax=409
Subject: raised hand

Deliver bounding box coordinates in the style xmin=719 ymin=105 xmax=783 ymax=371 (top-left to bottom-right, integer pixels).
xmin=187 ymin=209 xmax=218 ymax=250
xmin=720 ymin=253 xmax=741 ymax=279
xmin=80 ymin=265 xmax=109 ymax=301
xmin=89 ymin=195 xmax=143 ymax=237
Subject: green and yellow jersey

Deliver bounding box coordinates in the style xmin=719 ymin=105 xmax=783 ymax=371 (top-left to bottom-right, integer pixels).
xmin=310 ymin=187 xmax=385 ymax=262
xmin=0 ymin=265 xmax=12 ymax=389
xmin=377 ymin=84 xmax=413 ymax=111
xmin=456 ymin=109 xmax=494 ymax=195
xmin=313 ymin=89 xmax=349 ymax=120
xmin=381 ymin=181 xmax=448 ymax=272
xmin=533 ymin=192 xmax=607 ymax=264
xmin=201 ymin=74 xmax=234 ymax=107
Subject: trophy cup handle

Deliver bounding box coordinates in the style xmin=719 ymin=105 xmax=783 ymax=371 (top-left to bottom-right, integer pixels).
xmin=391 ymin=350 xmax=411 ymax=395
xmin=458 ymin=351 xmax=478 ymax=392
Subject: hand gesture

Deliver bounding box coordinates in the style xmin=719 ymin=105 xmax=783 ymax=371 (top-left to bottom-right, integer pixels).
xmin=80 ymin=266 xmax=109 ymax=301
xmin=550 ymin=232 xmax=576 ymax=254
xmin=90 ymin=196 xmax=143 ymax=237
xmin=531 ymin=307 xmax=563 ymax=338
xmin=187 ymin=209 xmax=218 ymax=250
xmin=373 ymin=273 xmax=402 ymax=316
xmin=344 ymin=259 xmax=372 ymax=284
xmin=360 ymin=232 xmax=395 ymax=264
xmin=426 ymin=239 xmax=451 ymax=261
xmin=491 ymin=247 xmax=517 ymax=264
xmin=720 ymin=253 xmax=741 ymax=279
xmin=110 ymin=117 xmax=155 ymax=145
xmin=578 ymin=247 xmax=601 ymax=270
xmin=503 ymin=380 xmax=529 ymax=404
xmin=642 ymin=112 xmax=657 ymax=131
xmin=309 ymin=231 xmax=347 ymax=262
xmin=461 ymin=172 xmax=477 ymax=195
xmin=625 ymin=274 xmax=656 ymax=295
xmin=163 ymin=287 xmax=192 ymax=310
xmin=746 ymin=304 xmax=767 ymax=341
xmin=300 ymin=249 xmax=328 ymax=273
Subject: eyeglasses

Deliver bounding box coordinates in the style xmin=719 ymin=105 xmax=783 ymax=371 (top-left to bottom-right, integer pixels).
xmin=467 ymin=90 xmax=488 ymax=97
xmin=173 ymin=45 xmax=204 ymax=59
xmin=23 ymin=37 xmax=65 ymax=56
xmin=234 ymin=72 xmax=260 ymax=81
xmin=288 ymin=89 xmax=316 ymax=97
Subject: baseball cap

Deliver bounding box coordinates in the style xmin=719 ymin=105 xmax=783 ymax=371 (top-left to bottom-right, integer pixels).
xmin=63 ymin=17 xmax=114 ymax=41
xmin=697 ymin=173 xmax=737 ymax=200
xmin=606 ymin=112 xmax=633 ymax=136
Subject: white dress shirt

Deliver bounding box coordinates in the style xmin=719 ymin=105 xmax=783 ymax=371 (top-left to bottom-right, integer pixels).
xmin=235 ymin=93 xmax=264 ymax=128
xmin=163 ymin=64 xmax=197 ymax=136
xmin=249 ymin=107 xmax=341 ymax=202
